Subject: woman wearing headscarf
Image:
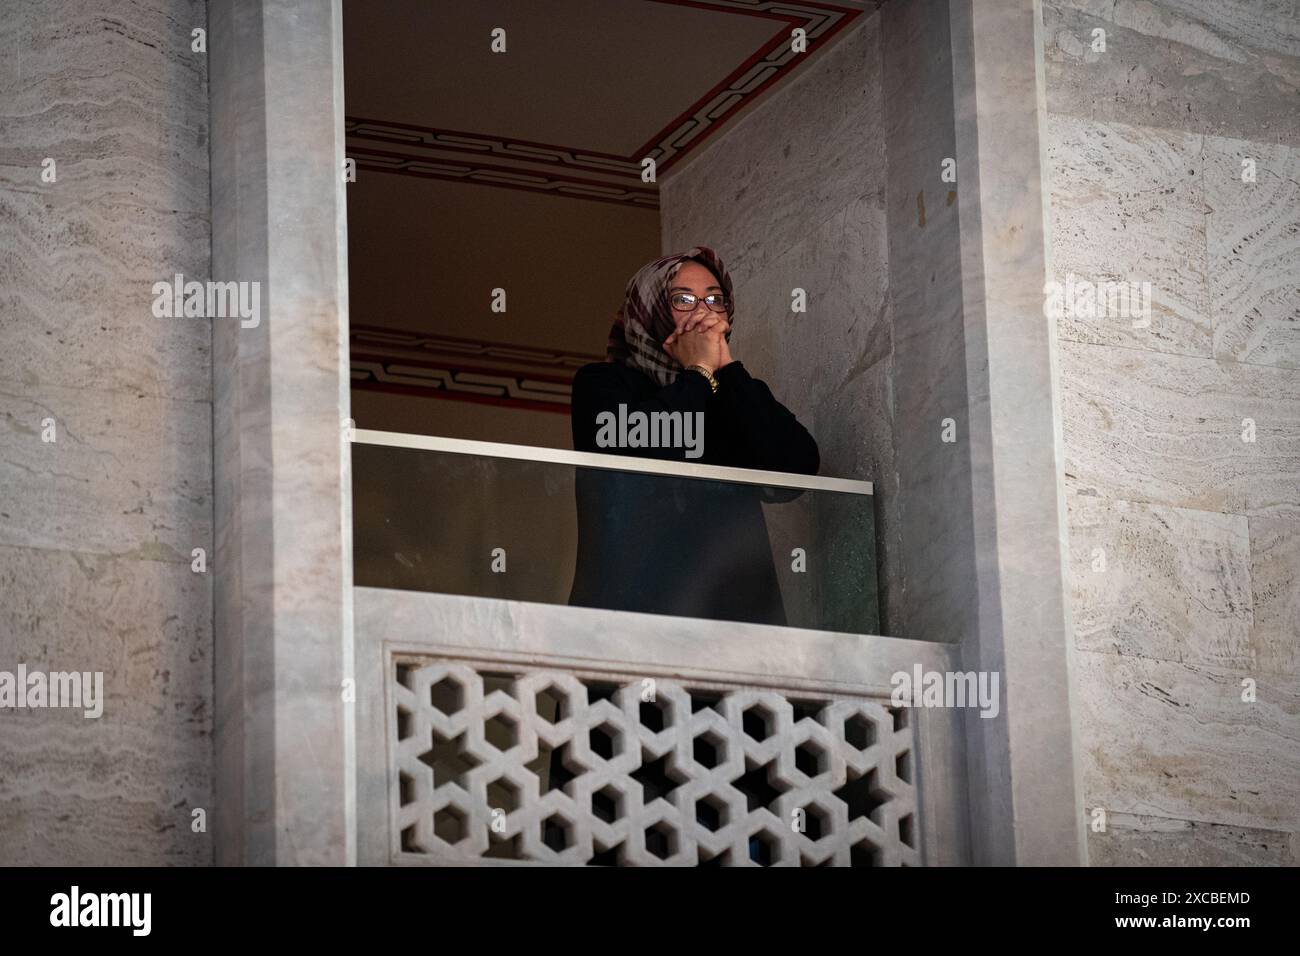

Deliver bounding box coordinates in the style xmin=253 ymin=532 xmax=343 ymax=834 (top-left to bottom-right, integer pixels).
xmin=567 ymin=245 xmax=819 ymax=626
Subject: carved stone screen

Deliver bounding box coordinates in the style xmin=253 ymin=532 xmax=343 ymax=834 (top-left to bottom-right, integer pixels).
xmin=390 ymin=658 xmax=920 ymax=866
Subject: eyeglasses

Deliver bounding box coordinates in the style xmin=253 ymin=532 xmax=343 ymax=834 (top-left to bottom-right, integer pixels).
xmin=669 ymin=292 xmax=731 ymax=313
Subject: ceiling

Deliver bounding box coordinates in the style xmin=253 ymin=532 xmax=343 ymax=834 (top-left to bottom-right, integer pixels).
xmin=343 ymin=0 xmax=880 ymax=210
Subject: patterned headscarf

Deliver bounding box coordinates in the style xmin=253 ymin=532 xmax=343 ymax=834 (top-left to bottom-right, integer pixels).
xmin=606 ymin=246 xmax=735 ymax=387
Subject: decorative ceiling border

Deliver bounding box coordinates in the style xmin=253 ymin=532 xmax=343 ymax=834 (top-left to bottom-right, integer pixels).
xmin=346 ymin=141 xmax=661 ymax=209
xmin=346 ymin=0 xmax=872 ymax=208
xmin=350 ymin=324 xmax=606 ymax=414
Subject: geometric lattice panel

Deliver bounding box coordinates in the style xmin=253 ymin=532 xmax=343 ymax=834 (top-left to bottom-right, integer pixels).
xmin=391 ymin=659 xmax=920 ymax=866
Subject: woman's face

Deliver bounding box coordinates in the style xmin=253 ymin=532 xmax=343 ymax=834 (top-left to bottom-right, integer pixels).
xmin=667 ymin=261 xmax=727 ymax=333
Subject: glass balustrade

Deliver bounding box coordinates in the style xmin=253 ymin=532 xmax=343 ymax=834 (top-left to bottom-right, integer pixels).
xmin=352 ymin=430 xmax=880 ymax=635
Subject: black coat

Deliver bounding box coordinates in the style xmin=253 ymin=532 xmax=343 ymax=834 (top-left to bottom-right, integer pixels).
xmin=567 ymin=361 xmax=819 ymax=625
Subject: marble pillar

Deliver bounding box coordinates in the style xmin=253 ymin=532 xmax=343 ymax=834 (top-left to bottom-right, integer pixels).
xmin=209 ymin=0 xmax=355 ymax=865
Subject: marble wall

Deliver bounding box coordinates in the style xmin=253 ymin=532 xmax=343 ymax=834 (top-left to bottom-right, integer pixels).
xmin=1044 ymin=0 xmax=1300 ymax=864
xmin=0 ymin=0 xmax=212 ymax=863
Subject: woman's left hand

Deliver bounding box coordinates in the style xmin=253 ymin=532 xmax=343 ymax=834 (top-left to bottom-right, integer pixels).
xmin=714 ymin=329 xmax=734 ymax=370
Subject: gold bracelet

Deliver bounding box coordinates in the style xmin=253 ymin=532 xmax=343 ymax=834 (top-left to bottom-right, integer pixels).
xmin=685 ymin=364 xmax=719 ymax=393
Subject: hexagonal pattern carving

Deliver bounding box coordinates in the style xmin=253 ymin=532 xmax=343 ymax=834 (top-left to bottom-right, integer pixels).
xmin=392 ymin=660 xmax=919 ymax=865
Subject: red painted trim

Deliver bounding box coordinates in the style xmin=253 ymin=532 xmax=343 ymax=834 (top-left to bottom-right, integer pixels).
xmin=350 ymin=149 xmax=659 ymax=209
xmin=647 ymin=0 xmax=862 ymax=13
xmin=347 ymin=145 xmax=658 ymax=196
xmin=351 ymin=324 xmax=606 ymax=363
xmin=352 ymin=164 xmax=658 ymax=209
xmin=351 ymin=352 xmax=579 ymax=388
xmin=345 ymin=115 xmax=634 ymax=163
xmin=637 ymin=8 xmax=861 ymax=172
xmin=352 ymin=378 xmax=574 ymax=415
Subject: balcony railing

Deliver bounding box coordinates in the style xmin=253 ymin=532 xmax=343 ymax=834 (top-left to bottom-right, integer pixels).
xmin=351 ymin=430 xmax=880 ymax=635
xmin=348 ymin=431 xmax=974 ymax=866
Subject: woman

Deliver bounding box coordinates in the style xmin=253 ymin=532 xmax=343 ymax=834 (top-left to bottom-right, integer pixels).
xmin=567 ymin=245 xmax=819 ymax=626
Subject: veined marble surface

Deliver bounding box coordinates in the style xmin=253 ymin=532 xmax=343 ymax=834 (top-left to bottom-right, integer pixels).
xmin=1075 ymin=649 xmax=1300 ymax=833
xmin=1044 ymin=0 xmax=1300 ymax=148
xmin=1087 ymin=810 xmax=1300 ymax=866
xmin=1060 ymin=339 xmax=1300 ymax=516
xmin=0 ymin=0 xmax=211 ymax=401
xmin=1048 ymin=0 xmax=1300 ymax=864
xmin=0 ymin=0 xmax=211 ymax=865
xmin=1204 ymin=136 xmax=1300 ymax=369
xmin=1047 ymin=115 xmax=1211 ymax=358
xmin=1068 ymin=494 xmax=1255 ymax=670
